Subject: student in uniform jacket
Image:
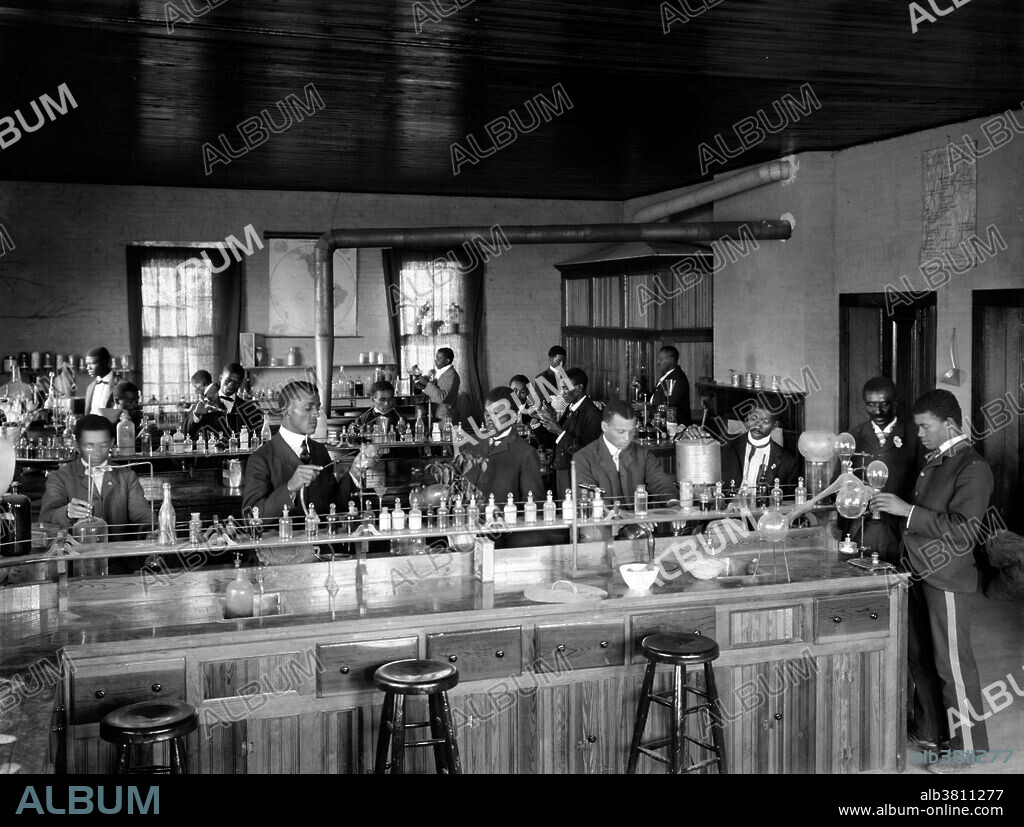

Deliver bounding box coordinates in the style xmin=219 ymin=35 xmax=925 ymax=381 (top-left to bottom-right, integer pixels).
xmin=573 ymin=400 xmax=678 ymax=505
xmin=872 ymin=389 xmax=993 ymax=770
xmin=536 ymin=367 xmax=603 ymax=495
xmin=847 ymin=376 xmax=924 ymax=562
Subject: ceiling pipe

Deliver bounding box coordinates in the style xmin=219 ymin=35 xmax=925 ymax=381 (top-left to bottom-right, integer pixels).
xmin=312 ymin=220 xmax=792 ymax=425
xmin=631 ymin=160 xmax=794 ymax=224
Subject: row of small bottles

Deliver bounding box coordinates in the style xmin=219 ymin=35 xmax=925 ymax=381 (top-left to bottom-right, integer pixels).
xmin=677 ymin=477 xmax=807 ymax=511
xmin=338 ymin=413 xmax=455 ymax=445
xmin=128 ymin=417 xmax=273 ymax=456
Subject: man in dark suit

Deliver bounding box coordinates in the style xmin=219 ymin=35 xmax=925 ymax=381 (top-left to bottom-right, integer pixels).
xmin=872 ymin=390 xmax=993 ymax=772
xmin=536 ymin=367 xmax=603 ymax=495
xmin=574 ymin=400 xmax=678 ymax=505
xmin=243 ymin=381 xmax=370 ymax=526
xmin=353 ymin=380 xmax=404 ymax=432
xmin=848 ymin=376 xmax=923 ymax=563
xmin=39 ymin=414 xmax=154 ymax=573
xmin=536 ymin=345 xmax=566 ymax=399
xmin=645 ymin=345 xmax=692 ymax=427
xmin=84 ymin=346 xmax=116 ymax=415
xmin=188 ymin=362 xmax=263 ymax=439
xmin=695 ymin=403 xmax=799 ymax=491
xmin=415 ymin=347 xmax=460 ymax=422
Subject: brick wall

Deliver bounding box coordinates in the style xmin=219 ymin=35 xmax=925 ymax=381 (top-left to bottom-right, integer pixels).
xmin=0 ymin=182 xmax=618 ymax=392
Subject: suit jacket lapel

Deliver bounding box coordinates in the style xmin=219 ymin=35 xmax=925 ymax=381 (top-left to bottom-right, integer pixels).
xmin=596 ymin=440 xmax=622 ymax=498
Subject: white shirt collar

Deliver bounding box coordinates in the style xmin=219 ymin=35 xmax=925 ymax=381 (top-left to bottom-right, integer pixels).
xmin=871 ymin=418 xmax=897 ymax=435
xmin=97 ymin=372 xmax=114 ymax=386
xmin=569 ymin=394 xmax=589 ymax=412
xmin=603 ymin=436 xmax=622 ymax=460
xmin=434 ymin=364 xmax=452 ymax=380
xmin=278 ymin=425 xmax=310 ymax=458
xmin=747 ymin=433 xmax=772 ymax=448
xmin=490 ymin=427 xmax=513 ymax=444
xmin=203 ymin=383 xmax=217 ymax=395
xmin=935 ymin=433 xmax=969 ymax=456
xmin=657 ymin=368 xmax=675 ymax=385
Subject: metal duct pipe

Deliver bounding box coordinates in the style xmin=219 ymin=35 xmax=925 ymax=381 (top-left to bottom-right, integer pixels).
xmin=631 ymin=160 xmax=794 ymax=224
xmin=312 ymin=220 xmax=793 ymax=422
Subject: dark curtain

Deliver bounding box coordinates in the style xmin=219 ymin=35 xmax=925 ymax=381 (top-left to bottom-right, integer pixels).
xmin=126 ymin=246 xmax=244 ymax=400
xmin=382 ymin=247 xmax=486 ymax=425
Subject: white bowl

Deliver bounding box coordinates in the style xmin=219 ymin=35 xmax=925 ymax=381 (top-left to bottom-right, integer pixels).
xmin=620 ymin=563 xmax=659 ymax=592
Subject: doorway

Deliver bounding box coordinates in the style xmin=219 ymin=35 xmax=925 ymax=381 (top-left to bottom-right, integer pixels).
xmin=972 ymin=289 xmax=1024 ymax=533
xmin=839 ymin=292 xmax=937 ymax=430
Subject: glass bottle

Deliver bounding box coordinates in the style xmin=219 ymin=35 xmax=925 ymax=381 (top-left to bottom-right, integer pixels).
xmin=305 ymin=505 xmax=319 ymax=539
xmin=679 ymin=480 xmax=693 ymax=510
xmin=737 ymin=482 xmax=752 ymax=510
xmin=634 ymin=484 xmax=648 ymax=517
xmin=408 ymin=500 xmax=423 ymax=531
xmin=392 ymin=497 xmax=406 ymax=531
xmin=414 ymin=410 xmax=426 ymax=443
xmin=523 ymin=491 xmax=537 ymax=524
xmin=561 ymin=489 xmax=573 ymax=522
xmin=467 ymin=494 xmax=480 ymax=526
xmin=228 ymin=432 xmax=239 ymax=452
xmin=279 ymin=505 xmax=293 ymax=540
xmin=379 ymin=505 xmax=391 ymax=532
xmin=189 ymin=512 xmax=203 ymax=546
xmin=326 ymin=503 xmax=339 ymax=537
xmin=344 ymin=500 xmax=358 ymax=534
xmin=160 ymin=430 xmax=172 ymax=453
xmin=287 ymin=346 xmax=299 ymax=366
xmin=437 ymin=498 xmax=450 ymax=529
xmin=72 ymin=502 xmax=109 ymax=544
xmin=452 ymin=496 xmax=465 ymax=528
xmin=224 ymin=555 xmax=254 ymax=619
xmin=713 ymin=481 xmax=725 ymax=512
xmin=484 ymin=493 xmax=497 ymax=524
xmin=771 ymin=477 xmax=783 ymax=509
xmin=503 ymin=493 xmax=517 ymax=525
xmin=249 ymin=506 xmax=264 ymax=542
xmin=116 ymin=410 xmax=135 ymax=455
xmin=158 ymin=482 xmax=176 ymax=544
xmin=795 ymin=477 xmax=807 ymax=506
xmin=591 ymin=489 xmax=604 ymax=520
xmin=172 ymin=425 xmax=187 ymax=454
xmin=442 ymin=417 xmax=453 ymax=443
xmin=260 ymin=417 xmax=272 ymax=446
xmin=431 ymin=421 xmax=441 ymax=443
xmin=1 ymin=482 xmax=33 ymax=557
xmin=542 ymin=490 xmax=556 ymax=523
xmin=239 ymin=426 xmax=250 ymax=451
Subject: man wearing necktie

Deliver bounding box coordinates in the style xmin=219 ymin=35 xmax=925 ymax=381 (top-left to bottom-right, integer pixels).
xmin=243 ymin=381 xmax=371 ymax=534
xmin=188 ymin=362 xmax=263 ymax=438
xmin=693 ymin=403 xmax=799 ymax=491
xmin=84 ymin=346 xmax=116 ymax=415
xmin=635 ymin=345 xmax=692 ymax=427
xmin=537 ymin=367 xmax=603 ymax=495
xmin=39 ymin=414 xmax=154 ymax=573
xmin=845 ymin=376 xmax=923 ymax=562
xmin=573 ymin=400 xmax=678 ymax=505
xmin=871 ymin=390 xmax=993 ymax=772
xmin=353 ymin=380 xmax=404 ymax=432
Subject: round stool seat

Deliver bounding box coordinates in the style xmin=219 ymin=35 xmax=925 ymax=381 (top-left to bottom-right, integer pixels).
xmin=640 ymin=633 xmax=720 ymax=665
xmin=374 ymin=659 xmax=459 ymax=694
xmin=99 ymin=701 xmax=199 ymax=746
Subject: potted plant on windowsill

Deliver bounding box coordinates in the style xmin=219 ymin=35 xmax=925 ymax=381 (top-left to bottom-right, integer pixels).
xmin=415 ymin=302 xmax=432 ymax=336
xmin=448 ymin=303 xmax=465 ymax=334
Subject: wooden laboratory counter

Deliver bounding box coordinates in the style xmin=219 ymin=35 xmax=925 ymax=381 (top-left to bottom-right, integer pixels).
xmin=0 ymin=530 xmax=909 ymax=775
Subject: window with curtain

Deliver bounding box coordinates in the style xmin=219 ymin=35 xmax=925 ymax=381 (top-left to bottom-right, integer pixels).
xmin=126 ymin=247 xmax=245 ymax=402
xmin=395 ymin=257 xmax=471 ymax=382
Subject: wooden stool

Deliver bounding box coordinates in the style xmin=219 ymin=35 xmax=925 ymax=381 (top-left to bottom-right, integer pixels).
xmin=100 ymin=700 xmax=199 ymax=775
xmin=373 ymin=659 xmax=462 ymax=774
xmin=627 ymin=633 xmax=727 ymax=774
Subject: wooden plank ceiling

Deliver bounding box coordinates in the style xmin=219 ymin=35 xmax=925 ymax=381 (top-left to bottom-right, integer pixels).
xmin=0 ymin=0 xmax=1021 ymax=200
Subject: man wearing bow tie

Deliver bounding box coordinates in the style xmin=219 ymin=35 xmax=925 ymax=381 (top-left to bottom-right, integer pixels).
xmin=871 ymin=389 xmax=993 ymax=772
xmin=188 ymin=363 xmax=263 ymax=438
xmin=847 ymin=376 xmax=923 ymax=562
xmin=84 ymin=347 xmax=116 ymax=415
xmin=39 ymin=414 xmax=154 ymax=573
xmin=536 ymin=367 xmax=603 ymax=495
xmin=353 ymin=380 xmax=404 ymax=432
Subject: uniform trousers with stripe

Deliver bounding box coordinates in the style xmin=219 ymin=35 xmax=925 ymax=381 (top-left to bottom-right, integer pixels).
xmin=907 ymin=578 xmax=989 ymax=752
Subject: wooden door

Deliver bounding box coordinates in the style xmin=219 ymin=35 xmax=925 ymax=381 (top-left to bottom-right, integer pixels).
xmin=972 ymin=291 xmax=1024 ymax=533
xmin=813 ymin=650 xmax=887 ymax=773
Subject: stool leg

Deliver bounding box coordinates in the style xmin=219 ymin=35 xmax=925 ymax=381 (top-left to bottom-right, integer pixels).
xmin=389 ymin=695 xmax=408 ymax=774
xmin=169 ymin=737 xmax=187 ymax=774
xmin=671 ymin=664 xmax=687 ymax=774
xmin=436 ymin=691 xmax=462 ymax=774
xmin=427 ymin=694 xmax=449 ymax=774
xmin=627 ymin=658 xmax=658 ymax=774
xmin=374 ymin=692 xmax=395 ymax=774
xmin=114 ymin=743 xmax=130 ymax=775
xmin=704 ymin=662 xmax=727 ymax=774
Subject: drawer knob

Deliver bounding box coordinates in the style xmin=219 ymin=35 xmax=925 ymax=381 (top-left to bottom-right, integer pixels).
xmin=556 ymin=644 xmax=566 ymax=653
xmin=94 ymin=690 xmax=105 ymax=699
xmin=869 ymin=612 xmax=879 ymax=620
xmin=587 ymin=734 xmax=597 ymax=743
xmin=448 ymin=655 xmax=458 ymax=663
xmin=495 ymin=650 xmax=504 ymax=659
xmin=339 ymin=666 xmax=350 ymax=675
xmin=151 ymin=683 xmax=162 ymax=693
xmin=693 ymin=630 xmax=701 ymax=636
xmin=599 ymin=641 xmax=608 ymax=649
xmin=832 ymin=616 xmax=842 ymax=624
xmin=774 ymin=712 xmax=783 ymax=721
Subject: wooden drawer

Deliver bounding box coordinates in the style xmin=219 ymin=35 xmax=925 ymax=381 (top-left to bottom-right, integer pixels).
xmin=426 ymin=627 xmax=522 ymax=682
xmin=317 ymin=636 xmax=419 ymax=696
xmin=630 ymin=608 xmax=716 ymax=664
xmin=534 ymin=622 xmax=624 ymax=672
xmin=71 ymin=659 xmax=186 ymax=725
xmin=730 ymin=604 xmax=805 ymax=648
xmin=815 ymin=593 xmax=890 ymax=640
